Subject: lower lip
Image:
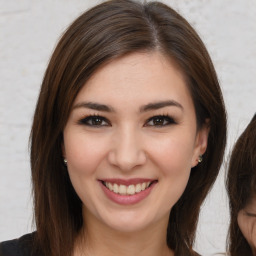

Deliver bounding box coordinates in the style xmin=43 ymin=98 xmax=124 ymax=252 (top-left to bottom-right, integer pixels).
xmin=99 ymin=182 xmax=156 ymax=205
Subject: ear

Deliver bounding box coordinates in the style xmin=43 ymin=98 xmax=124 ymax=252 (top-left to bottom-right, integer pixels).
xmin=191 ymin=119 xmax=210 ymax=167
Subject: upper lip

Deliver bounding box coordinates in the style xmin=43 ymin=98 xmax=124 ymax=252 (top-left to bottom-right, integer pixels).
xmin=99 ymin=178 xmax=157 ymax=186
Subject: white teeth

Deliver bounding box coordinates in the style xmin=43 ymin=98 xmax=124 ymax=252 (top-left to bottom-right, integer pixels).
xmin=113 ymin=183 xmax=118 ymax=193
xmin=141 ymin=182 xmax=146 ymax=190
xmin=108 ymin=183 xmax=113 ymax=191
xmin=135 ymin=183 xmax=142 ymax=193
xmin=119 ymin=185 xmax=126 ymax=195
xmin=104 ymin=181 xmax=152 ymax=195
xmin=127 ymin=185 xmax=136 ymax=195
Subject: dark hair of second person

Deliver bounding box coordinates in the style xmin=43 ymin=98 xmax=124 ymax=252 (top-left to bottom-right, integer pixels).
xmin=227 ymin=114 xmax=256 ymax=256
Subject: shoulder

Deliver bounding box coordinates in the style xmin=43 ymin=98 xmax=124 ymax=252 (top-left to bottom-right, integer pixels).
xmin=0 ymin=233 xmax=36 ymax=256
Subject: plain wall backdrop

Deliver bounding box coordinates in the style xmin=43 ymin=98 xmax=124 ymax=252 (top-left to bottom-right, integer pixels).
xmin=0 ymin=0 xmax=256 ymax=255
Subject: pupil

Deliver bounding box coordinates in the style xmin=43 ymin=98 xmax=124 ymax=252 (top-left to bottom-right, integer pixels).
xmin=92 ymin=117 xmax=102 ymax=125
xmin=154 ymin=117 xmax=163 ymax=125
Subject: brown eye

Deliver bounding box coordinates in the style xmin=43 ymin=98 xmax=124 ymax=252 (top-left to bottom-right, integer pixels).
xmin=79 ymin=116 xmax=110 ymax=127
xmin=145 ymin=115 xmax=176 ymax=127
xmin=153 ymin=117 xmax=166 ymax=126
xmin=91 ymin=117 xmax=104 ymax=125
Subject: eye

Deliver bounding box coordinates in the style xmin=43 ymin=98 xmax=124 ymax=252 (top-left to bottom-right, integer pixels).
xmin=78 ymin=115 xmax=110 ymax=127
xmin=245 ymin=211 xmax=256 ymax=217
xmin=145 ymin=115 xmax=176 ymax=127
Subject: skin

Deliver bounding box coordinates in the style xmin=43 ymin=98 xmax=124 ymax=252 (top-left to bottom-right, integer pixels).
xmin=63 ymin=51 xmax=209 ymax=256
xmin=238 ymin=196 xmax=256 ymax=255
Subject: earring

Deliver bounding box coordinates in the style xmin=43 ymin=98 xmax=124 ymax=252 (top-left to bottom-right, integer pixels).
xmin=64 ymin=158 xmax=67 ymax=165
xmin=198 ymin=155 xmax=203 ymax=163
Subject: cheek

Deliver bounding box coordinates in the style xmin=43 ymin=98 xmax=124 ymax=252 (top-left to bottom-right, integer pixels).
xmin=149 ymin=134 xmax=195 ymax=174
xmin=148 ymin=135 xmax=194 ymax=205
xmin=63 ymin=132 xmax=109 ymax=207
xmin=64 ymin=131 xmax=108 ymax=176
xmin=252 ymin=223 xmax=256 ymax=248
xmin=237 ymin=212 xmax=247 ymax=237
xmin=237 ymin=211 xmax=256 ymax=246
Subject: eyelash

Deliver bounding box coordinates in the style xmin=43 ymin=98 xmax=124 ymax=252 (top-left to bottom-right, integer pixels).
xmin=144 ymin=115 xmax=177 ymax=127
xmin=245 ymin=211 xmax=256 ymax=217
xmin=78 ymin=114 xmax=177 ymax=127
xmin=78 ymin=115 xmax=110 ymax=127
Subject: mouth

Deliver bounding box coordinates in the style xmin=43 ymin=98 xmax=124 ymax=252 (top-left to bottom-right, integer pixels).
xmin=100 ymin=180 xmax=158 ymax=196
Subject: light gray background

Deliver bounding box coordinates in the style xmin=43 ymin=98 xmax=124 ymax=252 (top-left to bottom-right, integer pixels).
xmin=0 ymin=0 xmax=256 ymax=255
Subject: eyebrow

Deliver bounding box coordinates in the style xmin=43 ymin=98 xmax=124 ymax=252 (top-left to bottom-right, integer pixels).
xmin=72 ymin=100 xmax=183 ymax=112
xmin=139 ymin=100 xmax=183 ymax=112
xmin=72 ymin=102 xmax=115 ymax=112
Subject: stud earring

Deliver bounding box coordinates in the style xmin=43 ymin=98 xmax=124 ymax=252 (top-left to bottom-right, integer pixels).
xmin=64 ymin=158 xmax=67 ymax=165
xmin=198 ymin=155 xmax=203 ymax=163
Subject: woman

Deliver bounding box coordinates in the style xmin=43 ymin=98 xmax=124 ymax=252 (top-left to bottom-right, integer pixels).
xmin=226 ymin=114 xmax=256 ymax=256
xmin=0 ymin=0 xmax=226 ymax=255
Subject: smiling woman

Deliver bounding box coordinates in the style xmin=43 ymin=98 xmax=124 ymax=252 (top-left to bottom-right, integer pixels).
xmin=0 ymin=0 xmax=226 ymax=256
xmin=63 ymin=51 xmax=206 ymax=238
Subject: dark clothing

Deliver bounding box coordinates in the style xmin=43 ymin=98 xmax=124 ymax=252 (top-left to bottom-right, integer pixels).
xmin=0 ymin=233 xmax=37 ymax=256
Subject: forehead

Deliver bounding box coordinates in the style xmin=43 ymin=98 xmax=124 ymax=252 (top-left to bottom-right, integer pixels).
xmin=74 ymin=51 xmax=193 ymax=110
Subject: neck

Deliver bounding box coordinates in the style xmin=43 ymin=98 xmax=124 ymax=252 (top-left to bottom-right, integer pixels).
xmin=74 ymin=210 xmax=174 ymax=256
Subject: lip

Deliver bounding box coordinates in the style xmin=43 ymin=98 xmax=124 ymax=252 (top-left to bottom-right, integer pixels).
xmin=98 ymin=179 xmax=157 ymax=205
xmin=100 ymin=178 xmax=155 ymax=186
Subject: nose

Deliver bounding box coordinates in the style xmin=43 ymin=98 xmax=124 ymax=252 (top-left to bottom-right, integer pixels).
xmin=108 ymin=127 xmax=147 ymax=171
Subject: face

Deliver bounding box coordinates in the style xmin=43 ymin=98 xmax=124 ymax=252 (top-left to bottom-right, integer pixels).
xmin=63 ymin=52 xmax=209 ymax=233
xmin=238 ymin=196 xmax=256 ymax=254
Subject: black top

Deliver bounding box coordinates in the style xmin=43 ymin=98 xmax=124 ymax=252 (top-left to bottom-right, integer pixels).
xmin=0 ymin=233 xmax=37 ymax=256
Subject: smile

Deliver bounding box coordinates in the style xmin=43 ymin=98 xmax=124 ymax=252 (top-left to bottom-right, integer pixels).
xmin=103 ymin=181 xmax=152 ymax=196
xmin=99 ymin=179 xmax=158 ymax=205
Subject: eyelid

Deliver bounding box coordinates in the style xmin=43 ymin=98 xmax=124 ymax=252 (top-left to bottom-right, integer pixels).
xmin=77 ymin=114 xmax=176 ymax=127
xmin=144 ymin=115 xmax=177 ymax=127
xmin=244 ymin=211 xmax=256 ymax=217
xmin=78 ymin=115 xmax=111 ymax=127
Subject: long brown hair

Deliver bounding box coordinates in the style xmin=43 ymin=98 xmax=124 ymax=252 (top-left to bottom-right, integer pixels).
xmin=30 ymin=1 xmax=227 ymax=255
xmin=226 ymin=114 xmax=256 ymax=256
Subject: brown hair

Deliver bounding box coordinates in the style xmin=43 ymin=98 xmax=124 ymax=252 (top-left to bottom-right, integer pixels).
xmin=30 ymin=0 xmax=227 ymax=255
xmin=226 ymin=114 xmax=256 ymax=256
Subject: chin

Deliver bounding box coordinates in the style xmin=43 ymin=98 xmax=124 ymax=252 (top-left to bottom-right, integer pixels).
xmin=106 ymin=220 xmax=151 ymax=234
xmin=100 ymin=209 xmax=167 ymax=234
